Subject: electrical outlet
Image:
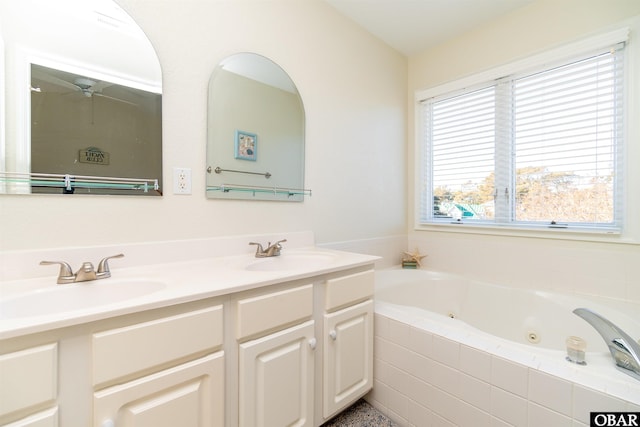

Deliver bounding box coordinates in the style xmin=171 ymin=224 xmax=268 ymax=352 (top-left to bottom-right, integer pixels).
xmin=173 ymin=167 xmax=192 ymax=194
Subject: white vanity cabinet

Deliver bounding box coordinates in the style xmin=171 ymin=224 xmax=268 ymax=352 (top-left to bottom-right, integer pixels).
xmin=235 ymin=284 xmax=315 ymax=427
xmin=0 ymin=257 xmax=376 ymax=427
xmin=92 ymin=305 xmax=225 ymax=427
xmin=0 ymin=300 xmax=225 ymax=427
xmin=231 ymin=268 xmax=375 ymax=427
xmin=321 ymin=270 xmax=374 ymax=420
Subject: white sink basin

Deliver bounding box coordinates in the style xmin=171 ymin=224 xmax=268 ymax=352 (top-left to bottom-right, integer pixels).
xmin=0 ymin=279 xmax=166 ymax=319
xmin=245 ymin=252 xmax=338 ymax=271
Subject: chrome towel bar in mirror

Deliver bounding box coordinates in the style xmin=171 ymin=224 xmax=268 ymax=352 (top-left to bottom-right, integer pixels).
xmin=208 ymin=166 xmax=272 ymax=179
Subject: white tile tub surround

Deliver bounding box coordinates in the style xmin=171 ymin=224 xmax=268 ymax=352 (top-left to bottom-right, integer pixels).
xmin=366 ymin=312 xmax=640 ymax=427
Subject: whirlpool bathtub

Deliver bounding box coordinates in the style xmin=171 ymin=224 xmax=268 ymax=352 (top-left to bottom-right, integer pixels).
xmin=370 ymin=268 xmax=640 ymax=426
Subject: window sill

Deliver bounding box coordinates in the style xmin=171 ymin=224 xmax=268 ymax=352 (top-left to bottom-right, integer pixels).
xmin=414 ymin=222 xmax=640 ymax=245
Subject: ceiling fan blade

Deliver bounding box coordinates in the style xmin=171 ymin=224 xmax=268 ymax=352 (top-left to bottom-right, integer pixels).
xmin=31 ymin=68 xmax=80 ymax=92
xmin=93 ymin=92 xmax=138 ymax=106
xmin=90 ymin=80 xmax=114 ymax=92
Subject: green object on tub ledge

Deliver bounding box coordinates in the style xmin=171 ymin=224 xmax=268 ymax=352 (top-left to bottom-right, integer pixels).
xmin=402 ymin=260 xmax=418 ymax=269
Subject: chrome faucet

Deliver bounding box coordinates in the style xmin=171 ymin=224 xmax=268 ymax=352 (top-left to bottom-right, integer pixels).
xmin=249 ymin=239 xmax=287 ymax=258
xmin=40 ymin=254 xmax=124 ymax=284
xmin=573 ymin=308 xmax=640 ymax=381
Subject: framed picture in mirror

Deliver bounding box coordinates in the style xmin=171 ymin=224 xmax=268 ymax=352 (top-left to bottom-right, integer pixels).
xmin=234 ymin=130 xmax=257 ymax=161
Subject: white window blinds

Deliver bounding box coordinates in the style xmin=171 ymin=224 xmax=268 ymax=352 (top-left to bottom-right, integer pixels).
xmin=513 ymin=46 xmax=624 ymax=226
xmin=419 ymin=42 xmax=625 ymax=231
xmin=423 ymin=86 xmax=496 ymax=222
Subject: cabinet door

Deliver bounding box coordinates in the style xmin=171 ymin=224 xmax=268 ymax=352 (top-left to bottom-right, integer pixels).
xmin=239 ymin=321 xmax=315 ymax=427
xmin=323 ymin=299 xmax=373 ymax=418
xmin=1 ymin=407 xmax=58 ymax=427
xmin=93 ymin=352 xmax=224 ymax=427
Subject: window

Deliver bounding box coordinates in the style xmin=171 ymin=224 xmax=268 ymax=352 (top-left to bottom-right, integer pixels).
xmin=418 ymin=36 xmax=627 ymax=233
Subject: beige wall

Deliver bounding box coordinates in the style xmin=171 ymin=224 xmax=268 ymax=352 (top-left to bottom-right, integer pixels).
xmin=409 ymin=0 xmax=640 ymax=91
xmin=408 ymin=0 xmax=640 ymax=301
xmin=0 ymin=0 xmax=407 ymax=250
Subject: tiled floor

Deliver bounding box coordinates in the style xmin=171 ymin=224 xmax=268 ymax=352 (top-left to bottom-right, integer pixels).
xmin=322 ymin=399 xmax=397 ymax=426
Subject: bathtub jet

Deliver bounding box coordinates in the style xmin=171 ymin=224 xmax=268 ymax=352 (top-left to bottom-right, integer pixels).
xmin=573 ymin=307 xmax=640 ymax=382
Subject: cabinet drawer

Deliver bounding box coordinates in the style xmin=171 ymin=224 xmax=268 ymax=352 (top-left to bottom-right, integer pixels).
xmin=0 ymin=343 xmax=57 ymax=419
xmin=236 ymin=284 xmax=313 ymax=340
xmin=93 ymin=305 xmax=223 ymax=386
xmin=324 ymin=270 xmax=374 ymax=312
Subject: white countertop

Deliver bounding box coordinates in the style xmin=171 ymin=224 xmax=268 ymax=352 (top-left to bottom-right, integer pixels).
xmin=0 ymin=246 xmax=379 ymax=340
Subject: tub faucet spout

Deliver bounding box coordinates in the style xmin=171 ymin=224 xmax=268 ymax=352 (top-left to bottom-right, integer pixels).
xmin=573 ymin=308 xmax=640 ymax=382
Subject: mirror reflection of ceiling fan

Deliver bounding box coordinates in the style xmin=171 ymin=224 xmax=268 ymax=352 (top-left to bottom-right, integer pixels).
xmin=31 ymin=66 xmax=138 ymax=106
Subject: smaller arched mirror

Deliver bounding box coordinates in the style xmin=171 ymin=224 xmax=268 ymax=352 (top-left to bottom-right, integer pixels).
xmin=206 ymin=53 xmax=307 ymax=201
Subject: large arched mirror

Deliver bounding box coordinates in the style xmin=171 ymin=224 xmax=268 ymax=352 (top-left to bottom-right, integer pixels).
xmin=0 ymin=0 xmax=162 ymax=196
xmin=206 ymin=53 xmax=307 ymax=202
